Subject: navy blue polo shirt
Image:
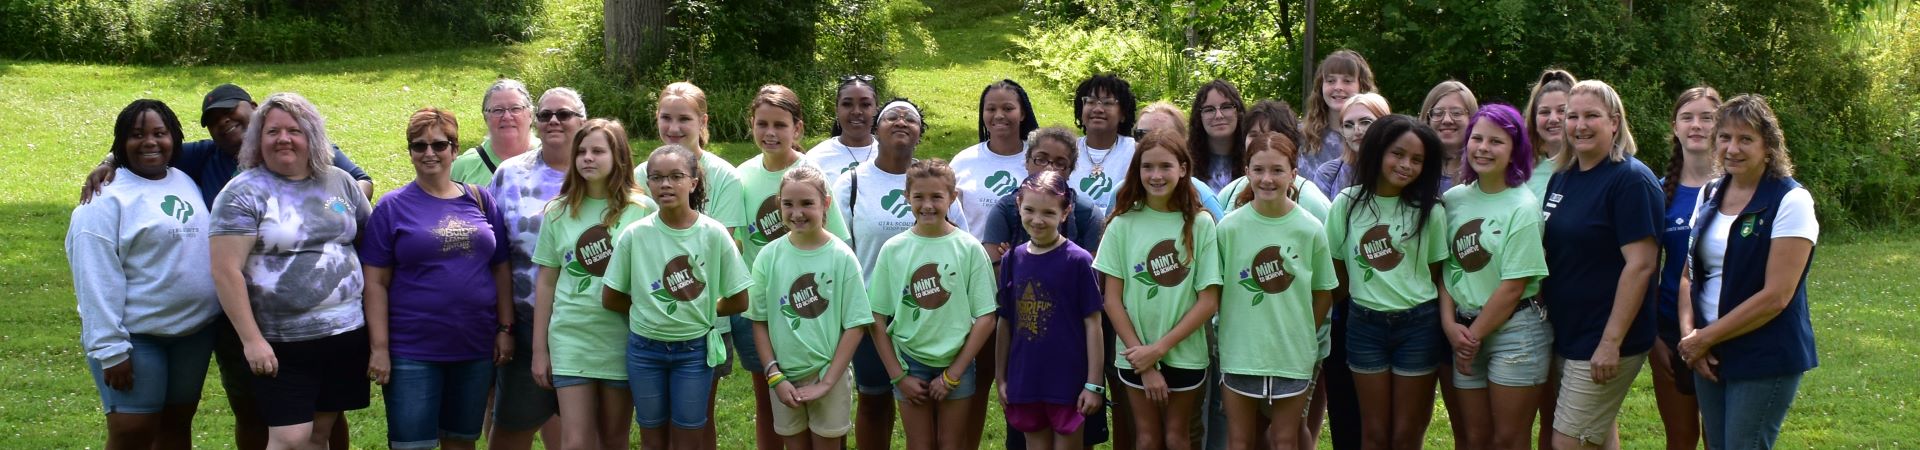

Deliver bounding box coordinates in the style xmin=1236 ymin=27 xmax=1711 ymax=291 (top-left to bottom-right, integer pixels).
xmin=1540 ymin=157 xmax=1662 ymax=360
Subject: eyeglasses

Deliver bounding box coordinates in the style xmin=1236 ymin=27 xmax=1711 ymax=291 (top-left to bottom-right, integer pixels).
xmin=408 ymin=140 xmax=455 ymax=153
xmin=646 ymin=172 xmax=693 ymax=183
xmin=536 ymin=110 xmax=581 ymax=123
xmin=486 ymin=104 xmax=530 ymax=118
xmin=1082 ymin=96 xmax=1120 ymax=108
xmin=1428 ymin=108 xmax=1468 ymax=122
xmin=1200 ymin=104 xmax=1238 ymax=117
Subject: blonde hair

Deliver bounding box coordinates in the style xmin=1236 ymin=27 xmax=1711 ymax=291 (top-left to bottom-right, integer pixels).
xmin=1556 ymin=80 xmax=1638 ymax=172
xmin=658 ymin=81 xmax=711 ymax=149
xmin=1715 ymin=94 xmax=1794 ymax=178
xmin=1338 ymin=93 xmax=1391 ymax=163
xmin=1139 ymin=100 xmax=1188 ymax=137
xmin=778 ymin=164 xmax=831 ymax=204
xmin=1418 ymin=80 xmax=1479 ymax=124
xmin=239 ymin=92 xmax=333 ymax=177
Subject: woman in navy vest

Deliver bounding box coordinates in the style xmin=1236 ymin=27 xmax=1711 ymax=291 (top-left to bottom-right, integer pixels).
xmin=1677 ymin=94 xmax=1818 ymax=449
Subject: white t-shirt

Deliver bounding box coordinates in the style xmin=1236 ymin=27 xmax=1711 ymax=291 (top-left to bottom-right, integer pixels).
xmin=1696 ymin=187 xmax=1817 ymax=323
xmin=949 ymin=141 xmax=1028 ymax=239
xmin=806 ymin=136 xmax=878 ymax=187
xmin=1069 ymin=136 xmax=1137 ymax=213
xmin=830 ymin=162 xmax=971 ymax=280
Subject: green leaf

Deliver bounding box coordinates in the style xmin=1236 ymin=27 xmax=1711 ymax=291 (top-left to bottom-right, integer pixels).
xmin=575 ymin=277 xmax=592 ymax=293
xmin=666 ymin=302 xmax=679 ymax=315
xmin=1362 ymin=269 xmax=1376 ymax=283
xmin=1130 ymin=271 xmax=1158 ymax=287
xmin=564 ymin=261 xmax=590 ymax=278
xmin=749 ymin=233 xmax=770 ymax=246
xmin=912 ymin=308 xmax=923 ymax=321
xmin=1251 ymin=293 xmax=1266 ymax=307
xmin=789 ymin=318 xmax=802 ymax=330
xmin=650 ymin=289 xmax=679 ymax=304
xmin=781 ymin=305 xmax=800 ymax=318
xmin=901 ymin=293 xmax=922 ymax=309
xmin=1237 ymin=277 xmax=1263 ymax=293
xmin=1146 ymin=286 xmax=1160 ymax=299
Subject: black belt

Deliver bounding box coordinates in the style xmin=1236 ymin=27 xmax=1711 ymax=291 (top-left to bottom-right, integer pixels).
xmin=1455 ymin=296 xmax=1541 ymax=328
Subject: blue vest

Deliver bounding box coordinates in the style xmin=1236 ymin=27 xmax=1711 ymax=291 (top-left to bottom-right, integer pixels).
xmin=1687 ymin=176 xmax=1817 ymax=380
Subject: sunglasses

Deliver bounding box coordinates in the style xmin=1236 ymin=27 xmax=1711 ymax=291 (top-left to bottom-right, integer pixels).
xmin=1132 ymin=127 xmax=1153 ymax=140
xmin=840 ymin=74 xmax=875 ymax=83
xmin=408 ymin=140 xmax=456 ymax=153
xmin=537 ymin=110 xmax=582 ymax=123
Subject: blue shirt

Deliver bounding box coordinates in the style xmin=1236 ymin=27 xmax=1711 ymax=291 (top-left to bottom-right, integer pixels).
xmin=1657 ymin=183 xmax=1702 ymax=337
xmin=171 ymin=139 xmax=372 ymax=205
xmin=1540 ymin=157 xmax=1662 ymax=360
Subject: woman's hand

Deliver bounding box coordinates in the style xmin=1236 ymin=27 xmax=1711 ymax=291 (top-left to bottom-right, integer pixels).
xmin=927 ymin=369 xmax=959 ymax=401
xmin=102 ymin=361 xmax=134 ymax=391
xmin=896 ymin=376 xmax=930 ymax=405
xmin=494 ymin=331 xmax=515 ymax=366
xmin=774 ymin=380 xmax=804 ymax=408
xmin=530 ymin=349 xmax=553 ymax=390
xmin=1444 ymin=321 xmax=1480 ymax=369
xmin=1679 ymin=329 xmax=1721 ymax=382
xmin=245 ymin=340 xmax=279 ymax=377
xmin=1121 ymin=343 xmax=1168 ymax=372
xmin=367 ymin=348 xmax=391 ymax=385
xmin=794 ymin=380 xmax=832 ymax=405
xmin=1141 ymin=369 xmax=1170 ymax=406
xmin=1588 ymin=343 xmax=1621 ymax=384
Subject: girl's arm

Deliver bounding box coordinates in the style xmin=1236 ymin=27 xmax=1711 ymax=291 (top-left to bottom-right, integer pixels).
xmin=717 ymin=290 xmax=749 ymax=317
xmin=941 ymin=312 xmax=998 ymax=395
xmin=995 ymin=315 xmax=1011 ymax=404
xmin=820 ymin=326 xmax=866 ymax=388
xmin=602 ymin=286 xmax=632 ymax=314
xmin=752 ymin=319 xmax=801 ymax=407
xmin=1078 ymin=311 xmax=1107 ymax=415
xmin=1592 ymin=237 xmax=1658 ymax=384
xmin=1466 ymin=278 xmax=1529 ymax=340
xmin=211 ymin=235 xmax=275 ymax=376
xmin=493 ymin=262 xmax=514 ymax=365
xmin=1126 ymin=284 xmax=1220 ymax=370
xmin=531 ymin=266 xmax=559 ymax=388
xmin=1102 ymin=274 xmax=1147 ymax=356
xmin=868 ymin=315 xmax=924 ymax=403
xmin=364 ymin=265 xmax=393 ymax=385
xmin=1312 ymin=290 xmax=1334 ymax=328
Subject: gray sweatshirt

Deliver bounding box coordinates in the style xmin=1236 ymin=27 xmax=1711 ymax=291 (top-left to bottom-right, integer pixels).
xmin=66 ymin=167 xmax=220 ymax=367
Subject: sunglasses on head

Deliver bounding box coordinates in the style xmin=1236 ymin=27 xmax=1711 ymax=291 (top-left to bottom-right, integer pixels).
xmin=537 ymin=110 xmax=581 ymax=123
xmin=1132 ymin=127 xmax=1153 ymax=140
xmin=408 ymin=140 xmax=455 ymax=153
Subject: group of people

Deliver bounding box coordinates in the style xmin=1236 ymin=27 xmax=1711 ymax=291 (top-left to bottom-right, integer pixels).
xmin=68 ymin=47 xmax=1820 ymax=450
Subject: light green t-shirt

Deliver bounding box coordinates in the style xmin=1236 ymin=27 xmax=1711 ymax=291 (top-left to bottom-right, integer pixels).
xmin=1091 ymin=207 xmax=1222 ymax=371
xmin=866 ymin=229 xmax=997 ymax=368
xmin=636 ymin=151 xmax=749 ymax=229
xmin=1217 ymin=206 xmax=1338 ymax=378
xmin=1326 ymin=187 xmax=1449 ymax=312
xmin=1217 ymin=175 xmax=1332 ymax=223
xmin=451 ymin=139 xmax=538 ymax=186
xmin=1525 ymin=157 xmax=1555 ymax=204
xmin=531 ymin=195 xmax=655 ymax=380
xmin=603 ymin=212 xmax=753 ymax=366
xmin=734 ymin=154 xmax=852 ymax=264
xmin=745 ymin=235 xmax=875 ymax=379
xmin=1441 ymin=184 xmax=1549 ymax=311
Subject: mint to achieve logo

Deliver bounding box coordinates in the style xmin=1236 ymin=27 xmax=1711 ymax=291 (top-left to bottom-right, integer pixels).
xmin=881 ymin=189 xmax=911 ymax=218
xmin=1356 ymin=224 xmax=1405 ymax=282
xmin=898 ymin=263 xmax=956 ymax=320
xmin=1235 ymin=246 xmax=1298 ymax=306
xmin=647 ymin=254 xmax=706 ymax=315
xmin=563 ymin=225 xmax=617 ymax=292
xmin=986 ymin=170 xmax=1017 ymax=196
xmin=160 ymin=195 xmax=194 ymax=223
xmin=1079 ymin=173 xmax=1114 ymax=201
xmin=1451 ymin=218 xmax=1499 ymax=272
xmin=1128 ymin=239 xmax=1190 ymax=299
xmin=748 ymin=196 xmax=788 ymax=246
xmin=779 ymin=272 xmax=833 ymax=329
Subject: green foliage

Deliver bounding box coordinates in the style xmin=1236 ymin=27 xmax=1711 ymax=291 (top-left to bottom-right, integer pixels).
xmin=1013 ymin=0 xmax=1302 ymax=105
xmin=0 ymin=0 xmax=539 ymax=64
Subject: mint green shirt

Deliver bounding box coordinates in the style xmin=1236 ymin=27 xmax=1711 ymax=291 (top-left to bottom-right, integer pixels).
xmin=1441 ymin=184 xmax=1548 ymax=311
xmin=1217 ymin=206 xmax=1338 ymax=378
xmin=603 ymin=212 xmax=753 ymax=366
xmin=1091 ymin=207 xmax=1222 ymax=371
xmin=1526 ymin=158 xmax=1555 ymax=204
xmin=1326 ymin=187 xmax=1449 ymax=312
xmin=745 ymin=236 xmax=874 ymax=379
xmin=532 ymin=195 xmax=655 ymax=379
xmin=636 ymin=151 xmax=749 ymax=229
xmin=1217 ymin=175 xmax=1333 ymax=222
xmin=734 ymin=154 xmax=851 ymax=264
xmin=867 ymin=230 xmax=997 ymax=367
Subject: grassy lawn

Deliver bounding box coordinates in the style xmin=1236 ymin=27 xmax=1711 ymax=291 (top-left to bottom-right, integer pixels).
xmin=3 ymin=0 xmax=1915 ymax=448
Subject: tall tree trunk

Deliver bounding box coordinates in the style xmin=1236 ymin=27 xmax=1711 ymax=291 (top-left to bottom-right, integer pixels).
xmin=605 ymin=0 xmax=672 ymax=78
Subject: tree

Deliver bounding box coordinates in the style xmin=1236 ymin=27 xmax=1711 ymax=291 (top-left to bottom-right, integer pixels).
xmin=604 ymin=0 xmax=675 ymax=78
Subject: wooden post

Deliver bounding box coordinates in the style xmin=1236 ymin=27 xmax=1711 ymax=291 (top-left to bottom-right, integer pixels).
xmin=1303 ymin=0 xmax=1317 ymax=103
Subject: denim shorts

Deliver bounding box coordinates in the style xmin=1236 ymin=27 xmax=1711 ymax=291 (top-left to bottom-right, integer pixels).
xmin=552 ymin=374 xmax=629 ymax=390
xmin=493 ymin=319 xmax=556 ymax=431
xmin=894 ymin=352 xmax=976 ymax=401
xmin=850 ymin=336 xmax=893 ymax=396
xmin=1451 ymin=301 xmax=1554 ymax=389
xmin=384 ymin=357 xmax=492 ymax=449
xmin=1345 ymin=300 xmax=1446 ymax=376
xmin=87 ymin=327 xmax=215 ymax=414
xmin=729 ymin=315 xmax=764 ymax=375
xmin=627 ymin=333 xmax=715 ymax=429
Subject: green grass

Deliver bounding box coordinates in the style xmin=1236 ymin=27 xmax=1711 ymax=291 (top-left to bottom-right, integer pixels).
xmin=4 ymin=0 xmax=1917 ymax=447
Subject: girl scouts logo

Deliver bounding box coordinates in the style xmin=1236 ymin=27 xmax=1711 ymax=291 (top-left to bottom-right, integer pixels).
xmin=1358 ymin=224 xmax=1406 ymax=281
xmin=748 ymin=197 xmax=789 ymax=246
xmin=1235 ymin=246 xmax=1296 ymax=306
xmin=159 ymin=195 xmax=193 ymax=224
xmin=779 ymin=273 xmax=832 ymax=329
xmin=1451 ymin=218 xmax=1499 ymax=272
xmin=563 ymin=225 xmax=616 ymax=292
xmin=898 ymin=263 xmax=955 ymax=320
xmin=326 ymin=197 xmax=352 ymax=215
xmin=1079 ymin=173 xmax=1114 ymax=200
xmin=881 ymin=189 xmax=912 ymax=218
xmin=1739 ymin=214 xmax=1757 ymax=237
xmin=986 ymin=170 xmax=1017 ymax=196
xmin=1130 ymin=239 xmax=1190 ymax=299
xmin=648 ymin=254 xmax=706 ymax=314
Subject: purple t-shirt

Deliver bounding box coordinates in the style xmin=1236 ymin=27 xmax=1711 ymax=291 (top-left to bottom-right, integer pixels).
xmin=359 ymin=182 xmax=511 ymax=361
xmin=996 ymin=240 xmax=1103 ymax=405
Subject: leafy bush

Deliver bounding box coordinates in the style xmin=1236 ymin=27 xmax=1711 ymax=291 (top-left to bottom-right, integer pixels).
xmin=0 ymin=0 xmax=539 ymax=64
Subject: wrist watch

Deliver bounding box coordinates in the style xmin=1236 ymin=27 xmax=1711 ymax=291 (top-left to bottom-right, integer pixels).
xmin=497 ymin=324 xmax=512 ymax=333
xmin=1084 ymin=383 xmax=1106 ymax=395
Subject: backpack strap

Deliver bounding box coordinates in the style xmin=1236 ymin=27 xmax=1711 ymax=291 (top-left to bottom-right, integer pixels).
xmin=474 ymin=146 xmax=498 ymax=172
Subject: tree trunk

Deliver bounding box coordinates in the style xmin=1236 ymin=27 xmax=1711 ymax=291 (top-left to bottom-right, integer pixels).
xmin=605 ymin=0 xmax=672 ymax=78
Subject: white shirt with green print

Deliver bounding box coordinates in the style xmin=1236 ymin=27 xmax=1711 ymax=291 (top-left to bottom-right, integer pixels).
xmin=1091 ymin=206 xmax=1223 ymax=371
xmin=950 ymin=141 xmax=1028 ymax=239
xmin=1326 ymin=186 xmax=1450 ymax=312
xmin=746 ymin=236 xmax=875 ymax=380
xmin=829 ymin=163 xmax=970 ymax=281
xmin=866 ymin=229 xmax=997 ymax=368
xmin=532 ymin=195 xmax=655 ymax=380
xmin=1217 ymin=205 xmax=1338 ymax=378
xmin=1441 ymin=184 xmax=1549 ymax=311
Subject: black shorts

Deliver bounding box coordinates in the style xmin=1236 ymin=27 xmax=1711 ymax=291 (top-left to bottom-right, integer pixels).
xmin=1116 ymin=366 xmax=1208 ymax=392
xmin=251 ymin=327 xmax=372 ymax=427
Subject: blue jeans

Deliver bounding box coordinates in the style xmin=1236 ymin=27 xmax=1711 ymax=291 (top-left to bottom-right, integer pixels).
xmin=893 ymin=351 xmax=976 ymax=401
xmin=87 ymin=327 xmax=215 ymax=414
xmin=1696 ymin=371 xmax=1803 ymax=450
xmin=384 ymin=357 xmax=493 ymax=449
xmin=730 ymin=315 xmax=763 ymax=374
xmin=627 ymin=333 xmax=714 ymax=429
xmin=1345 ymin=301 xmax=1445 ymax=376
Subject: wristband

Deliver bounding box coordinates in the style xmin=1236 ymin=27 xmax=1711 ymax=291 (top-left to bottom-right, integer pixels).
xmin=1084 ymin=383 xmax=1107 ymax=395
xmin=764 ymin=360 xmax=780 ymax=373
xmin=942 ymin=371 xmax=962 ymax=387
xmin=497 ymin=324 xmax=512 ymax=333
xmin=766 ymin=372 xmax=787 ymax=388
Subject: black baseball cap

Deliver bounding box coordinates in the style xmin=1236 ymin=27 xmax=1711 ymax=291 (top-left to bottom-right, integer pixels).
xmin=201 ymin=83 xmax=253 ymax=126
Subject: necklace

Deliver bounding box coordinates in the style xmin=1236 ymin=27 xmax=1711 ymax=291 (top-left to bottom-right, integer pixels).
xmin=1083 ymin=140 xmax=1114 ymax=177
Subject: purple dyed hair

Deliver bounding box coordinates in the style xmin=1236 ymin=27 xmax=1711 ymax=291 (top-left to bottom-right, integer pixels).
xmin=1458 ymin=103 xmax=1535 ymax=188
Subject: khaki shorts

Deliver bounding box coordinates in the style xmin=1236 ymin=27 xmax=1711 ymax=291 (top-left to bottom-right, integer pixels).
xmin=769 ymin=371 xmax=854 ymax=437
xmin=1553 ymin=353 xmax=1648 ymax=446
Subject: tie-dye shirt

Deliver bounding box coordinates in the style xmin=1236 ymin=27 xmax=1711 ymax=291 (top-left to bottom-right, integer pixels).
xmin=489 ymin=151 xmax=569 ymax=322
xmin=209 ymin=166 xmax=372 ymax=342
